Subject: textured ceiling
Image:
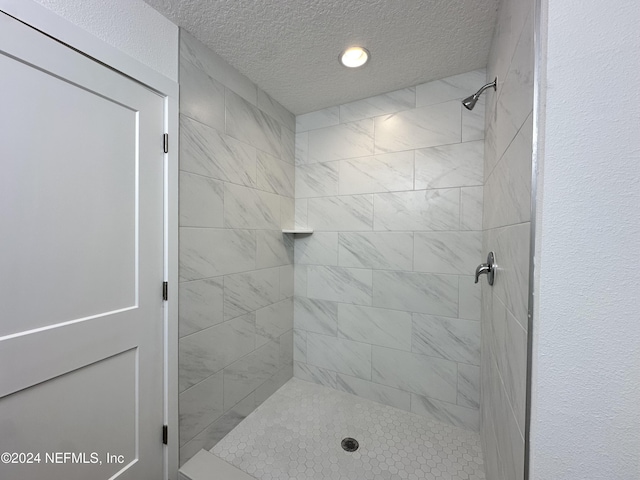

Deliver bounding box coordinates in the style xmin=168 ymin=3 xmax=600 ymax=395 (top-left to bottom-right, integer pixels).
xmin=143 ymin=0 xmax=499 ymax=114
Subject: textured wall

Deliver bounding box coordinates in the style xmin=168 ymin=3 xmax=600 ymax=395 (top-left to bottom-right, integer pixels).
xmin=480 ymin=0 xmax=533 ymax=478
xmin=531 ymin=1 xmax=640 ymax=478
xmin=178 ymin=30 xmax=295 ymax=465
xmin=31 ymin=0 xmax=178 ymax=80
xmin=292 ymin=70 xmax=486 ymax=432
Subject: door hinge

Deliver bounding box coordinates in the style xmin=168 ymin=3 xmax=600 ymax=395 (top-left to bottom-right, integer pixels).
xmin=162 ymin=281 xmax=168 ymax=301
xmin=162 ymin=425 xmax=168 ymax=445
xmin=163 ymin=133 xmax=169 ymax=154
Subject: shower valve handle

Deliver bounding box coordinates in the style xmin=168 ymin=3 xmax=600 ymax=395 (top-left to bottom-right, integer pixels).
xmin=475 ymin=252 xmax=496 ymax=286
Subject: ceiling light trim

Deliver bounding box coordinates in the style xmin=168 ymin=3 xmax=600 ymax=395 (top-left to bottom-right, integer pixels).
xmin=339 ymin=46 xmax=370 ymax=68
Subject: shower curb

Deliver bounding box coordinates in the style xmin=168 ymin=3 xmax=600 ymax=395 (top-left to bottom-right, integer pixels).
xmin=180 ymin=449 xmax=256 ymax=480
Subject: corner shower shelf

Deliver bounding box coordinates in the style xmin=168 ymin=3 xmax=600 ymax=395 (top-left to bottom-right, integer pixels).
xmin=282 ymin=228 xmax=314 ymax=234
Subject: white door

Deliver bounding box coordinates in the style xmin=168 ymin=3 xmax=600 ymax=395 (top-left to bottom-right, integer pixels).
xmin=0 ymin=11 xmax=165 ymax=480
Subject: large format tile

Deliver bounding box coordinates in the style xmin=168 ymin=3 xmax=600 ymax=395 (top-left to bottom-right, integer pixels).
xmin=308 ymin=195 xmax=374 ymax=231
xmin=280 ymin=196 xmax=295 ymax=230
xmin=338 ymin=151 xmax=414 ymax=195
xmin=491 ymin=222 xmax=530 ymax=327
xmin=295 ymin=132 xmax=309 ymax=165
xmin=256 ymin=364 xmax=294 ymax=407
xmin=504 ymin=311 xmax=528 ymax=432
xmin=226 ymin=90 xmax=282 ymax=157
xmin=373 ymin=270 xmax=458 ymax=316
xmin=180 ymin=172 xmax=224 ymax=227
xmin=223 ymin=340 xmax=280 ymax=410
xmin=374 ymin=101 xmax=461 ymax=153
xmin=180 ymin=393 xmax=256 ymax=464
xmin=338 ymin=304 xmax=412 ymax=351
xmin=338 ymin=232 xmax=413 ymax=271
xmin=180 ymin=115 xmax=256 ymax=187
xmin=374 ymin=189 xmax=460 ymax=231
xmin=223 ymin=267 xmax=280 ymax=320
xmin=279 ymin=264 xmax=294 ymax=300
xmin=180 ymin=58 xmax=226 ymax=132
xmin=179 ymin=228 xmax=255 ymax=281
xmin=279 ymin=330 xmax=294 ymax=368
xmin=179 ymin=372 xmax=224 ymax=446
xmin=459 ymin=275 xmax=482 ymax=321
xmin=339 ymin=87 xmax=415 ymax=123
xmin=411 ymin=394 xmax=479 ymax=432
xmin=293 ymin=361 xmax=337 ymax=388
xmin=496 ymin=375 xmax=526 ymax=480
xmin=280 ymin=127 xmax=295 ymax=165
xmin=336 ymin=374 xmax=411 ymax=411
xmin=413 ymin=231 xmax=482 ymax=275
xmin=256 ymin=151 xmax=294 ymax=197
xmin=372 ymin=346 xmax=457 ymax=403
xmin=306 ymin=333 xmax=371 ymax=380
xmin=460 ymin=186 xmax=484 ymax=231
xmin=486 ymin=0 xmax=531 ymax=107
xmin=294 ymin=232 xmax=339 ymax=266
xmin=179 ymin=313 xmax=256 ymax=392
xmin=308 ymin=119 xmax=374 ymax=163
xmin=293 ymin=296 xmax=338 ymax=336
xmin=256 ymin=230 xmax=293 ymax=269
xmin=412 ymin=314 xmax=481 ymax=365
xmin=307 ymin=266 xmax=372 ymax=305
xmin=296 ymin=106 xmax=339 ymax=132
xmin=295 ymin=162 xmax=339 ymax=198
xmin=484 ymin=113 xmax=532 ymax=230
xmin=458 ymin=364 xmax=480 ymax=409
xmin=415 ymin=141 xmax=484 ymax=189
xmin=179 ymin=278 xmax=225 ymax=338
xmin=180 ymin=29 xmax=257 ymax=106
xmin=294 ymin=265 xmax=307 ymax=297
xmin=223 ymin=183 xmax=280 ymax=230
xmin=494 ymin=11 xmax=534 ymax=163
xmin=257 ymin=89 xmax=295 ymax=131
xmin=255 ymin=298 xmax=293 ymax=347
xmin=416 ymin=69 xmax=486 ymax=107
xmin=293 ymin=330 xmax=307 ymax=362
xmin=294 ymin=198 xmax=308 ymax=228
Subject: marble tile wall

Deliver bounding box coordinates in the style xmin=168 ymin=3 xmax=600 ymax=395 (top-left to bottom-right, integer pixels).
xmin=481 ymin=0 xmax=534 ymax=479
xmin=293 ymin=70 xmax=485 ymax=432
xmin=178 ymin=30 xmax=294 ymax=465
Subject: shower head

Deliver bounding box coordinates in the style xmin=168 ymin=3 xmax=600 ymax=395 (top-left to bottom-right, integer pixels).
xmin=462 ymin=77 xmax=497 ymax=110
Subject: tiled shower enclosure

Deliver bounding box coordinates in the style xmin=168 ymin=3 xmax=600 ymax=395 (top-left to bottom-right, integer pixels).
xmin=292 ymin=69 xmax=486 ymax=433
xmin=177 ymin=0 xmax=533 ymax=476
xmin=178 ymin=30 xmax=296 ymax=464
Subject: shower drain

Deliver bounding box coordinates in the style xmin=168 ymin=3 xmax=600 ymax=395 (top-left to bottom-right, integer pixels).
xmin=341 ymin=437 xmax=359 ymax=452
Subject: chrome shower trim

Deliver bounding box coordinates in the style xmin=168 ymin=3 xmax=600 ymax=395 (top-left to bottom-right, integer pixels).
xmin=525 ymin=0 xmax=543 ymax=478
xmin=462 ymin=77 xmax=497 ymax=110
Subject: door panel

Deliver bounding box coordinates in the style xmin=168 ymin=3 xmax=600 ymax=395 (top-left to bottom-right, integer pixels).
xmin=2 ymin=349 xmax=138 ymax=478
xmin=0 ymin=11 xmax=165 ymax=480
xmin=0 ymin=52 xmax=137 ymax=336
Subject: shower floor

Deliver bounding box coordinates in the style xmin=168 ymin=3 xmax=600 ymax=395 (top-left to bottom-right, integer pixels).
xmin=210 ymin=378 xmax=485 ymax=480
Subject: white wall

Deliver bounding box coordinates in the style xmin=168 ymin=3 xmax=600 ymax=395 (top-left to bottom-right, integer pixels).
xmin=30 ymin=0 xmax=178 ymax=81
xmin=531 ymin=1 xmax=640 ymax=478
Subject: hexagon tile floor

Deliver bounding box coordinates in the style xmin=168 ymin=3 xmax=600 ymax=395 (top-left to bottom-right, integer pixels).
xmin=210 ymin=378 xmax=485 ymax=480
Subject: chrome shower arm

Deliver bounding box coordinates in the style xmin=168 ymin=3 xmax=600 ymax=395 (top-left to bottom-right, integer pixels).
xmin=474 ymin=78 xmax=497 ymax=98
xmin=462 ymin=77 xmax=497 ymax=110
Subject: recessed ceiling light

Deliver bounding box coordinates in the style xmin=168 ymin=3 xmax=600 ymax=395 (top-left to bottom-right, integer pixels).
xmin=340 ymin=47 xmax=370 ymax=68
